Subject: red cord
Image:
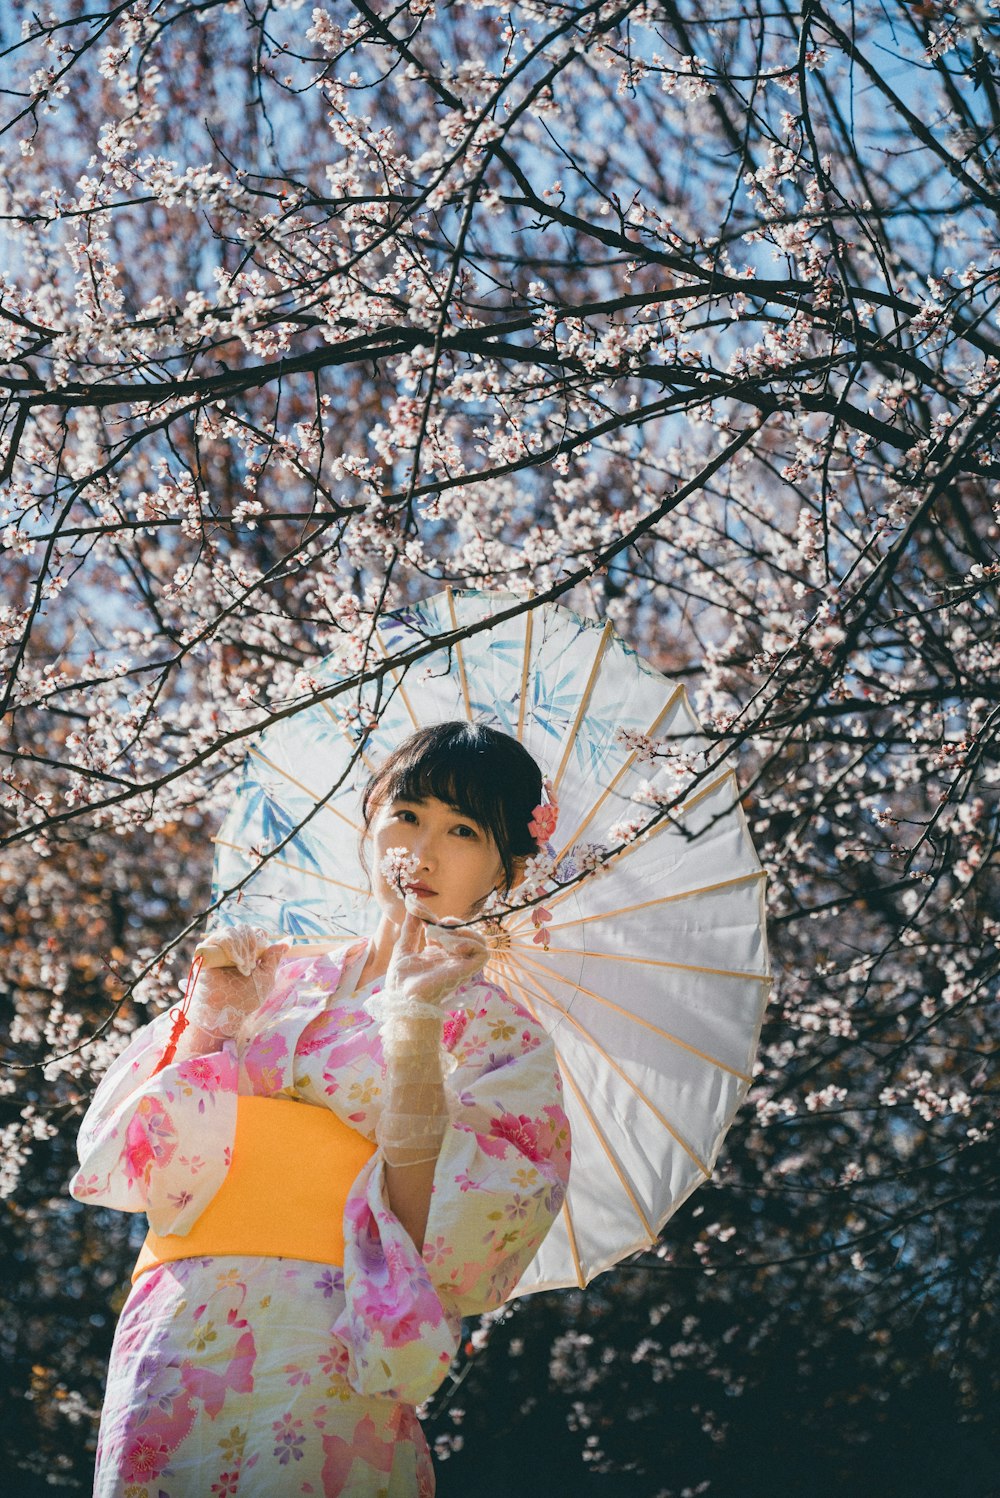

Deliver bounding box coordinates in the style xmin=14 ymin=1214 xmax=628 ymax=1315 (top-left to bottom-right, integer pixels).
xmin=150 ymin=952 xmax=203 ymax=1076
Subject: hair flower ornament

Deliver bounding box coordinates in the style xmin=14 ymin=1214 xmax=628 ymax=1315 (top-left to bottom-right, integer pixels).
xmin=528 ymin=780 xmax=559 ymax=844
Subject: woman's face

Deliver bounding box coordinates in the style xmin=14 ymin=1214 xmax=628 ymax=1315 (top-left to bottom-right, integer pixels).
xmin=367 ymin=793 xmax=506 ymax=923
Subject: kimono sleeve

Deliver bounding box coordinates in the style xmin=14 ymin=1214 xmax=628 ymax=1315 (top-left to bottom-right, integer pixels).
xmin=68 ymin=1003 xmax=239 ymax=1235
xmin=336 ymin=978 xmax=570 ymax=1404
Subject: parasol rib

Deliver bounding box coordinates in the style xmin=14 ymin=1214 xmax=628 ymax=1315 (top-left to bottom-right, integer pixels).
xmin=509 ymin=945 xmax=754 ymax=1084
xmin=556 ymin=1056 xmax=657 ymax=1244
xmin=372 ymin=629 xmax=421 ymax=734
xmin=516 ymin=607 xmax=534 ymax=744
xmin=318 ymin=700 xmax=379 ymax=774
xmin=491 ymin=954 xmax=588 ymax=1290
xmin=540 ymin=868 xmax=767 ymax=933
xmin=211 ymin=837 xmax=370 ymax=897
xmin=542 ymin=769 xmax=745 ymax=918
xmin=246 ymin=748 xmax=361 ymax=832
xmin=493 ymin=956 xmax=658 ymax=1253
xmin=445 ymin=586 xmax=472 ymax=722
xmin=559 ymin=1193 xmax=587 ymax=1292
xmin=680 ymin=767 xmax=744 ymax=815
xmin=552 ymin=684 xmax=685 ymax=865
xmin=508 ymin=946 xmax=742 ymax=1132
xmin=551 ymin=622 xmax=614 ymax=795
xmin=529 ymin=944 xmax=772 ymax=988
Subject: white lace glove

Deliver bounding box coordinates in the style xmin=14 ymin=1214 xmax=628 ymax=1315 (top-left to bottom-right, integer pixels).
xmin=365 ymin=897 xmax=489 ymax=1166
xmin=189 ymin=923 xmax=290 ymax=1043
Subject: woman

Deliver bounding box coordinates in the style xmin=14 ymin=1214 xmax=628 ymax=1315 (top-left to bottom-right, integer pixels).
xmin=71 ymin=722 xmax=571 ymax=1497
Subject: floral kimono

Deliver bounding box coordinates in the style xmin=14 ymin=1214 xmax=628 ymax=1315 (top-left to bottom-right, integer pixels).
xmin=71 ymin=939 xmax=570 ymax=1497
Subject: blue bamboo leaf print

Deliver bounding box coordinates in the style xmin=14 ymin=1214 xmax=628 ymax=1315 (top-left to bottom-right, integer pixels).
xmin=282 ymin=831 xmax=327 ymax=875
xmin=463 ymin=635 xmax=524 ymax=676
xmin=287 ymin=705 xmax=354 ymax=751
xmin=380 ymin=604 xmax=436 ymax=653
xmin=233 ymin=780 xmax=326 ymax=867
xmin=277 ymin=902 xmax=338 ymax=937
xmin=529 ymin=665 xmax=584 ymax=741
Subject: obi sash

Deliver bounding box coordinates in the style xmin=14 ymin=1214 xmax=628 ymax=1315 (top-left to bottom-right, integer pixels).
xmin=132 ymin=1095 xmax=376 ymax=1284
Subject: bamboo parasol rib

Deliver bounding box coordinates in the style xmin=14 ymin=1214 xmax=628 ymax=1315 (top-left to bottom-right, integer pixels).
xmin=494 ymin=956 xmax=660 ymax=1258
xmin=506 ymin=943 xmax=755 ymax=1084
xmin=501 ymin=951 xmax=716 ymax=1171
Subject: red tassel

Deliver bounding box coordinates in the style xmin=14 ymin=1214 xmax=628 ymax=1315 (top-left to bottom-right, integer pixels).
xmin=150 ymin=953 xmax=203 ymax=1076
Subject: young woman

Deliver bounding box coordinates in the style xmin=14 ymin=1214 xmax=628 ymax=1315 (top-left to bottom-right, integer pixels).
xmin=71 ymin=722 xmax=571 ymax=1497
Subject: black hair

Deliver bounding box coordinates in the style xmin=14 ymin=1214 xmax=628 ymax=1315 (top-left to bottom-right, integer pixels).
xmin=360 ymin=721 xmax=544 ymax=892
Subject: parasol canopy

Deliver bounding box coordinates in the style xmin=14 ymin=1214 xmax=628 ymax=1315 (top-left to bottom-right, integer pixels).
xmin=210 ymin=588 xmax=771 ymax=1292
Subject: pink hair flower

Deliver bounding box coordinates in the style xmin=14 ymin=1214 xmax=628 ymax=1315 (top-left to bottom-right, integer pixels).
xmin=528 ymin=800 xmax=558 ymax=843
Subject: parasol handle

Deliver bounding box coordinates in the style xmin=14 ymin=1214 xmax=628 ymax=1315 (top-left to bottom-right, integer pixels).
xmin=192 ymin=938 xmax=238 ymax=970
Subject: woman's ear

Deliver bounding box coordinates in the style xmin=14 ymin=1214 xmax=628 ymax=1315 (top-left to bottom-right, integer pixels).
xmin=480 ymin=856 xmax=522 ymax=910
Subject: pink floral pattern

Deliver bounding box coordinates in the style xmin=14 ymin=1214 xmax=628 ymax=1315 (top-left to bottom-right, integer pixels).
xmin=72 ymin=938 xmax=570 ymax=1496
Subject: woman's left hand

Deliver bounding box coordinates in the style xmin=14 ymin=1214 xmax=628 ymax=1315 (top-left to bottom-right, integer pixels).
xmin=374 ymin=899 xmax=487 ymax=1195
xmin=384 ymin=897 xmax=489 ymax=1012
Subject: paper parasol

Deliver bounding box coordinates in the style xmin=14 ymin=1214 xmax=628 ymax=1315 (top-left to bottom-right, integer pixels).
xmin=209 ymin=588 xmax=771 ymax=1292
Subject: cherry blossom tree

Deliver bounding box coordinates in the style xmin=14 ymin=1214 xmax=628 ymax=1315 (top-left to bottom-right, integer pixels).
xmin=1 ymin=0 xmax=997 ymax=1491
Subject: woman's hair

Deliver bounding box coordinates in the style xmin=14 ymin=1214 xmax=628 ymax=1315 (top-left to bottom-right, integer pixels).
xmin=360 ymin=721 xmax=544 ymax=892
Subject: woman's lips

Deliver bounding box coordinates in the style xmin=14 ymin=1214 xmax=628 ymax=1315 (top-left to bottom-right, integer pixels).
xmin=406 ymin=883 xmax=438 ymax=896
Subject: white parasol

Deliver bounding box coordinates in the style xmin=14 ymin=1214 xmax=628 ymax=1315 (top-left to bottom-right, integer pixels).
xmin=209 ymin=588 xmax=771 ymax=1292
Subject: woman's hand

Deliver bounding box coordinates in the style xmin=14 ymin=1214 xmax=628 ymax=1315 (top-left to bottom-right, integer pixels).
xmin=189 ymin=924 xmax=290 ymax=1040
xmin=383 ymin=897 xmax=489 ymax=1016
xmin=373 ymin=900 xmax=488 ymax=1240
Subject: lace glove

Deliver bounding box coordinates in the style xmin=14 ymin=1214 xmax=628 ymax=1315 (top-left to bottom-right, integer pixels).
xmin=188 ymin=923 xmax=290 ymax=1043
xmin=365 ymin=897 xmax=489 ymax=1166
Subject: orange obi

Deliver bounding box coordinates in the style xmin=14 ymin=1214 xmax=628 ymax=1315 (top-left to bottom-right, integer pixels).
xmin=132 ymin=1095 xmax=376 ymax=1284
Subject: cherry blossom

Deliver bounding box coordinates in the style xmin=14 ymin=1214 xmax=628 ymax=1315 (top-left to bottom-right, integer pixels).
xmin=1 ymin=0 xmax=996 ymax=1487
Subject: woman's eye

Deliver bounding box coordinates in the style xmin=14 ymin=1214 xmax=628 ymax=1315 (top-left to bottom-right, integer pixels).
xmin=393 ymin=808 xmax=417 ymax=823
xmin=454 ymin=824 xmax=477 ymax=839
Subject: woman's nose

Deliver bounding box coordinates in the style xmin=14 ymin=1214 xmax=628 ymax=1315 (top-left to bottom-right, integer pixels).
xmin=410 ymin=834 xmax=435 ymax=869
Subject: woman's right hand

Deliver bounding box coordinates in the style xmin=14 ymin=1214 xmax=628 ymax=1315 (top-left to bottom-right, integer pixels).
xmin=189 ymin=925 xmax=290 ymax=1039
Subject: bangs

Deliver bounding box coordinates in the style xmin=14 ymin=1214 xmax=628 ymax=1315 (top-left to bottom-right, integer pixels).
xmin=382 ymin=741 xmax=509 ymax=844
